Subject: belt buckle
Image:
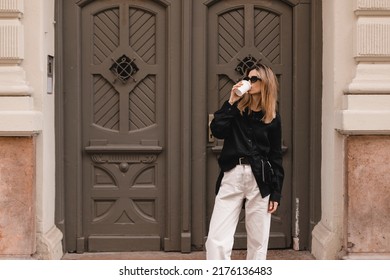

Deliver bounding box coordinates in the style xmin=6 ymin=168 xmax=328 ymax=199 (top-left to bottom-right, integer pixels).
xmin=239 ymin=157 xmax=245 ymax=165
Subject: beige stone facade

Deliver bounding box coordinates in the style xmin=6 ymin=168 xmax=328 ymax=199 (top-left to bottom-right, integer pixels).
xmin=0 ymin=0 xmax=389 ymax=259
xmin=346 ymin=136 xmax=390 ymax=256
xmin=311 ymin=0 xmax=390 ymax=259
xmin=0 ymin=0 xmax=62 ymax=259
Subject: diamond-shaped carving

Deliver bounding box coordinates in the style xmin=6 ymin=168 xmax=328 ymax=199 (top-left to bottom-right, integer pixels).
xmin=110 ymin=55 xmax=139 ymax=83
xmin=235 ymin=55 xmax=261 ymax=76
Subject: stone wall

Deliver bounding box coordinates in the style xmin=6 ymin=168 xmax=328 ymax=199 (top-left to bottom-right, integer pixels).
xmin=0 ymin=0 xmax=62 ymax=259
xmin=0 ymin=137 xmax=35 ymax=257
xmin=313 ymin=0 xmax=390 ymax=259
xmin=346 ymin=136 xmax=390 ymax=258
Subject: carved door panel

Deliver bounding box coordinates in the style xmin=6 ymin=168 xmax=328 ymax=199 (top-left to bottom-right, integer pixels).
xmin=204 ymin=0 xmax=293 ymax=249
xmin=79 ymin=0 xmax=167 ymax=251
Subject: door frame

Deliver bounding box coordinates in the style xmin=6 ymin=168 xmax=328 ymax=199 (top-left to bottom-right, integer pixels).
xmin=190 ymin=0 xmax=322 ymax=251
xmin=55 ymin=0 xmax=186 ymax=253
xmin=55 ymin=0 xmax=322 ymax=253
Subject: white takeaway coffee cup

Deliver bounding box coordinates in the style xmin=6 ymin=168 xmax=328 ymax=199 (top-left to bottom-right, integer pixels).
xmin=234 ymin=80 xmax=251 ymax=96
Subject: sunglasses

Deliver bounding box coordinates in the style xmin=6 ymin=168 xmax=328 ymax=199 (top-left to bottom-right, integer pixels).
xmin=243 ymin=76 xmax=261 ymax=83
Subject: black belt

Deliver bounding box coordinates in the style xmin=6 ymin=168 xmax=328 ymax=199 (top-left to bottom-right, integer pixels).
xmin=237 ymin=157 xmax=250 ymax=165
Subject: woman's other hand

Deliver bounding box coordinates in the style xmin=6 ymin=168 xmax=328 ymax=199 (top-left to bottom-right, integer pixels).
xmin=268 ymin=201 xmax=278 ymax=214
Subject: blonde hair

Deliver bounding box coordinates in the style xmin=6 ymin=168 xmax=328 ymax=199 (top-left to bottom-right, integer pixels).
xmin=237 ymin=63 xmax=278 ymax=124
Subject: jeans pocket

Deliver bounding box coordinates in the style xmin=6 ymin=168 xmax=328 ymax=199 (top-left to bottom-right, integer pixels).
xmin=221 ymin=166 xmax=239 ymax=188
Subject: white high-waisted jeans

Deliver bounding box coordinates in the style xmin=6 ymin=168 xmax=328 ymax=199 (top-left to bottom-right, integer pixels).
xmin=206 ymin=164 xmax=271 ymax=260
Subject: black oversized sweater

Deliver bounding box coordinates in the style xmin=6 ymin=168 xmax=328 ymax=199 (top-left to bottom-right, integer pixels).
xmin=210 ymin=100 xmax=284 ymax=203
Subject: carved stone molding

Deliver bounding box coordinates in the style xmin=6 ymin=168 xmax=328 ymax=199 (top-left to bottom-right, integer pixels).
xmin=356 ymin=20 xmax=390 ymax=61
xmin=0 ymin=22 xmax=23 ymax=64
xmin=349 ymin=0 xmax=390 ymax=94
xmin=357 ymin=0 xmax=390 ymax=10
xmin=355 ymin=0 xmax=390 ymax=60
xmin=0 ymin=0 xmax=23 ymax=18
xmin=0 ymin=1 xmax=26 ymax=97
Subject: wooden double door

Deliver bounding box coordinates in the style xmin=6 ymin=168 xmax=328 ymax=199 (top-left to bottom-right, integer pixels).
xmin=58 ymin=0 xmax=318 ymax=253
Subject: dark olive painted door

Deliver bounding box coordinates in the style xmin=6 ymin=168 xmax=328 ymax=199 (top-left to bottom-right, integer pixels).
xmin=191 ymin=0 xmax=313 ymax=251
xmin=81 ymin=1 xmax=167 ymax=251
xmin=61 ymin=0 xmax=183 ymax=252
xmin=60 ymin=0 xmax=316 ymax=253
xmin=208 ymin=0 xmax=292 ymax=249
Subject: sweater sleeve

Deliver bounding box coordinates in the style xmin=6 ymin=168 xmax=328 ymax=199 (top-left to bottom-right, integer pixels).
xmin=268 ymin=113 xmax=284 ymax=203
xmin=210 ymin=101 xmax=240 ymax=139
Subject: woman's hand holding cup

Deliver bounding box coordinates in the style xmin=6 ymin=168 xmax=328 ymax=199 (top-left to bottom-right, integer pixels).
xmin=229 ymin=80 xmax=251 ymax=105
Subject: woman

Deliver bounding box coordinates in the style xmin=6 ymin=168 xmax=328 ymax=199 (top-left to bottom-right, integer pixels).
xmin=206 ymin=63 xmax=284 ymax=260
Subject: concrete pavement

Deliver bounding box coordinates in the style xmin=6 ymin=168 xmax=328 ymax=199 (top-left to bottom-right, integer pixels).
xmin=62 ymin=250 xmax=315 ymax=260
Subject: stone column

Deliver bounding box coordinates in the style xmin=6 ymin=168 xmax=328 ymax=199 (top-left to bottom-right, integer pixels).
xmin=0 ymin=0 xmax=37 ymax=259
xmin=0 ymin=0 xmax=62 ymax=259
xmin=337 ymin=0 xmax=390 ymax=259
xmin=311 ymin=0 xmax=356 ymax=260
